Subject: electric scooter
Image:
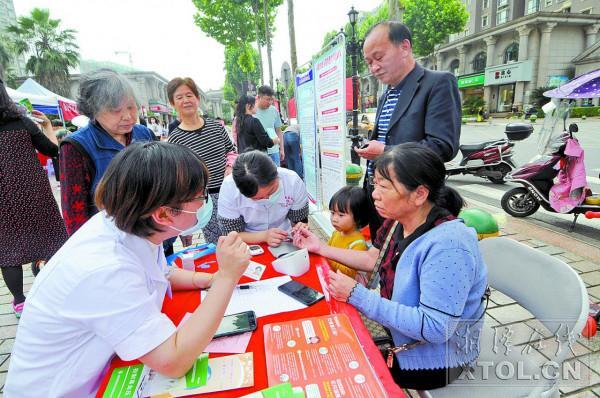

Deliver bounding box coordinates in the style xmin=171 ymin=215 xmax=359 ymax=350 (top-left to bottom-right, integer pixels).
xmin=445 ymin=123 xmax=533 ymax=184
xmin=500 ymin=72 xmax=600 ymax=230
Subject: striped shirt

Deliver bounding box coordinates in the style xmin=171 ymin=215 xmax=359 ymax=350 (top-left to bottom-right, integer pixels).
xmin=168 ymin=118 xmax=236 ymax=190
xmin=367 ymin=86 xmax=402 ymax=178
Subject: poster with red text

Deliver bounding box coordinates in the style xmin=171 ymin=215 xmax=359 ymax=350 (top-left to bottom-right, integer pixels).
xmin=264 ymin=314 xmax=386 ymax=398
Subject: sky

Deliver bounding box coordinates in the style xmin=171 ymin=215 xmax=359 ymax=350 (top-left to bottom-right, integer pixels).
xmin=13 ymin=0 xmax=381 ymax=93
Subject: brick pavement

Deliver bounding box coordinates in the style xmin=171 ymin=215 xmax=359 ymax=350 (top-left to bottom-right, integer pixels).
xmin=0 ymin=178 xmax=598 ymax=396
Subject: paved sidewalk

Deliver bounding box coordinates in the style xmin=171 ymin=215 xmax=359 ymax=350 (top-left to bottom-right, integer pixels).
xmin=0 ymin=179 xmax=598 ymax=396
xmin=307 ymin=218 xmax=600 ymax=398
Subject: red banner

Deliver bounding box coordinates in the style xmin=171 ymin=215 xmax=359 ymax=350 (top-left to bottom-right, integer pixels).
xmin=58 ymin=100 xmax=79 ymax=121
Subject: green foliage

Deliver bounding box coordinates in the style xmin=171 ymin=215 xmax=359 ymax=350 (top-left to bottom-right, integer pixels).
xmin=6 ymin=8 xmax=79 ymax=96
xmin=403 ymin=0 xmax=468 ymax=56
xmin=462 ymin=96 xmax=485 ymax=114
xmin=569 ymin=106 xmax=600 ymax=118
xmin=192 ymin=0 xmax=282 ymax=46
xmin=530 ymin=86 xmax=554 ymax=108
xmin=224 ymin=44 xmax=261 ymax=101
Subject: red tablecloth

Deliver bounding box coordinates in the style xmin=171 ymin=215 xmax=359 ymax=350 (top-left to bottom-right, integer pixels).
xmin=96 ymin=245 xmax=405 ymax=397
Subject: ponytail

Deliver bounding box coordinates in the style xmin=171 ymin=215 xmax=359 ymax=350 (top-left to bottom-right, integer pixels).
xmin=433 ymin=185 xmax=464 ymax=216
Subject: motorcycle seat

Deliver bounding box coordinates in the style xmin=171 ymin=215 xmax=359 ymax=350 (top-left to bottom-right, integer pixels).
xmin=460 ymin=140 xmax=501 ymax=154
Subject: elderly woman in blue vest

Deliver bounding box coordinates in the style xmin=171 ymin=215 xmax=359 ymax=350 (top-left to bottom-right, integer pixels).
xmin=60 ymin=69 xmax=154 ymax=235
xmin=292 ymin=143 xmax=488 ymax=390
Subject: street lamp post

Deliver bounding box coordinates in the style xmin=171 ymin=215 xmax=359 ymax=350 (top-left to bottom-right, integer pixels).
xmin=347 ymin=6 xmax=362 ymax=165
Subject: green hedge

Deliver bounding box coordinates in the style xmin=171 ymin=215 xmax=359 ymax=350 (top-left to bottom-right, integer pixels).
xmin=569 ymin=106 xmax=600 ymax=118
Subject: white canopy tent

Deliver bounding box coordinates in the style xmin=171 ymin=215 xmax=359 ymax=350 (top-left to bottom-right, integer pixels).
xmin=6 ymin=86 xmax=58 ymax=106
xmin=17 ymin=78 xmax=76 ymax=104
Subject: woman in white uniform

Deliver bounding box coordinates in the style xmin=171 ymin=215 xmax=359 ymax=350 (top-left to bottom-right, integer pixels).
xmin=5 ymin=142 xmax=250 ymax=398
xmin=218 ymin=150 xmax=309 ymax=247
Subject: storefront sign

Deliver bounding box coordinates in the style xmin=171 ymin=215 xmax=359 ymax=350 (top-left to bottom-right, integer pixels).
xmin=484 ymin=60 xmax=533 ymax=86
xmin=547 ymin=75 xmax=569 ymax=87
xmin=148 ymin=102 xmax=169 ymax=113
xmin=457 ymin=73 xmax=485 ymax=88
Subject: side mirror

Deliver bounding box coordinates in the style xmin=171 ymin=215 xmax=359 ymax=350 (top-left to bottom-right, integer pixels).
xmin=569 ymin=123 xmax=579 ymax=133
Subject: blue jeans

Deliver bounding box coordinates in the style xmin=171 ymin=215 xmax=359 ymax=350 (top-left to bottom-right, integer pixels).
xmin=268 ymin=151 xmax=281 ymax=166
xmin=284 ymin=132 xmax=303 ymax=179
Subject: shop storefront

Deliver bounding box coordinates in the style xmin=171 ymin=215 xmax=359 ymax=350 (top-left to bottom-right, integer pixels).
xmin=147 ymin=101 xmax=174 ymax=123
xmin=484 ymin=60 xmax=533 ymax=113
xmin=457 ymin=73 xmax=485 ymax=99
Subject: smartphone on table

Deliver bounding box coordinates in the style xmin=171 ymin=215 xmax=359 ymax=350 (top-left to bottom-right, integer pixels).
xmin=278 ymin=280 xmax=324 ymax=306
xmin=213 ymin=310 xmax=257 ymax=339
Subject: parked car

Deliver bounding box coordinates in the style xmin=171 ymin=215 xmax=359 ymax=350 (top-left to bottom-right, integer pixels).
xmin=347 ymin=113 xmax=376 ymax=137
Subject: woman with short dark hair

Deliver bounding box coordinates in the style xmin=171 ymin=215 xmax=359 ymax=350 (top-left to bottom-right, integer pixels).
xmin=5 ymin=142 xmax=251 ymax=397
xmin=293 ymin=143 xmax=488 ymax=390
xmin=218 ymin=150 xmax=309 ymax=247
xmin=0 ymin=78 xmax=67 ymax=318
xmin=234 ymin=94 xmax=276 ymax=154
xmin=60 ymin=68 xmax=154 ymax=235
xmin=167 ymin=77 xmax=236 ymax=245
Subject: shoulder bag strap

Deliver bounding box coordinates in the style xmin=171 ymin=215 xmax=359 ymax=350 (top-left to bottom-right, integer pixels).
xmin=365 ymin=221 xmax=398 ymax=289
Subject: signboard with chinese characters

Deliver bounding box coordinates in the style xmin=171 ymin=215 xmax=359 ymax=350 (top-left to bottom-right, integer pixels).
xmin=484 ymin=60 xmax=533 ymax=86
xmin=457 ymin=73 xmax=485 ymax=88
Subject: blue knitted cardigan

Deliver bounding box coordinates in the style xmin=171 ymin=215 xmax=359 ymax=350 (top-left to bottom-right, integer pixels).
xmin=349 ymin=219 xmax=488 ymax=370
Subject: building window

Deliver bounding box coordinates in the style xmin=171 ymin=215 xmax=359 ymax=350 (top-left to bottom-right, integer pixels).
xmin=472 ymin=52 xmax=487 ymax=72
xmin=483 ymin=0 xmax=489 ymax=8
xmin=497 ymin=0 xmax=508 ymax=7
xmin=482 ymin=15 xmax=489 ymax=28
xmin=450 ymin=59 xmax=460 ymax=75
xmin=504 ymin=43 xmax=519 ymax=63
xmin=497 ymin=8 xmax=509 ymax=24
xmin=581 ymin=8 xmax=592 ymax=14
xmin=562 ymin=7 xmax=571 ymax=13
xmin=526 ymin=0 xmax=539 ymax=14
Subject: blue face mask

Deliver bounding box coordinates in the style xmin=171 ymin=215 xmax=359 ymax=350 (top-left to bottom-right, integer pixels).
xmin=255 ymin=182 xmax=281 ymax=207
xmin=169 ymin=195 xmax=213 ymax=235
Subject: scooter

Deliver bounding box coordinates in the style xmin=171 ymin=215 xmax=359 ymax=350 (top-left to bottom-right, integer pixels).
xmin=445 ymin=123 xmax=533 ymax=184
xmin=501 ymin=77 xmax=600 ymax=230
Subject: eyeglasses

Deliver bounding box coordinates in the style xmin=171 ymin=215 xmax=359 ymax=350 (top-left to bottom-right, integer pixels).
xmin=167 ymin=193 xmax=209 ymax=212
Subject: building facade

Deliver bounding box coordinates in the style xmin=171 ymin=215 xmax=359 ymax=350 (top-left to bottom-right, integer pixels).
xmin=428 ymin=0 xmax=600 ymax=112
xmin=0 ymin=0 xmax=26 ymax=77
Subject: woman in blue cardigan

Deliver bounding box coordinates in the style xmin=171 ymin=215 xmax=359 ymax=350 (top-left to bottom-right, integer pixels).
xmin=293 ymin=143 xmax=488 ymax=390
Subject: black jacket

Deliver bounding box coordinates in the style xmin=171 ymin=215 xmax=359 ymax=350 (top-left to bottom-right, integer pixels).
xmin=237 ymin=115 xmax=274 ymax=153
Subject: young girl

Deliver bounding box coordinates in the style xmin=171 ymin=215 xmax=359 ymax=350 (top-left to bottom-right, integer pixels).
xmin=327 ymin=186 xmax=369 ymax=279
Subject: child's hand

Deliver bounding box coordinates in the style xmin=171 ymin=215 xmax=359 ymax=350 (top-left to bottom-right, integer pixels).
xmin=328 ymin=270 xmax=357 ymax=302
xmin=293 ymin=227 xmax=322 ymax=254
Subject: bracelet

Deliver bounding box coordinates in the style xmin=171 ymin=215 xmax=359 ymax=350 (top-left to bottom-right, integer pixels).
xmin=348 ymin=281 xmax=359 ymax=302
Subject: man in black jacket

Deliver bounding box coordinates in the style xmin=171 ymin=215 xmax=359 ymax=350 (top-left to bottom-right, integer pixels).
xmin=354 ymin=21 xmax=461 ymax=236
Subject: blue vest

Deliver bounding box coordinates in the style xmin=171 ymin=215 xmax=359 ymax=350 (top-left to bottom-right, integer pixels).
xmin=66 ymin=122 xmax=154 ymax=196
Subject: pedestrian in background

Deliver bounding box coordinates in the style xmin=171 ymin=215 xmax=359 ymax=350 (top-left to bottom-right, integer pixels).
xmin=355 ymin=21 xmax=461 ymax=237
xmin=235 ymin=94 xmax=276 ymax=154
xmin=0 ymin=78 xmax=67 ymax=318
xmin=283 ymin=123 xmax=303 ymax=179
xmin=167 ymin=77 xmax=236 ymax=245
xmin=60 ymin=69 xmax=154 ymax=235
xmin=255 ymin=85 xmax=284 ymax=165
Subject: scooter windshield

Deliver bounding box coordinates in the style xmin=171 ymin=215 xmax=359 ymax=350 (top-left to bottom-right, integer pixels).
xmin=536 ymin=99 xmax=570 ymax=157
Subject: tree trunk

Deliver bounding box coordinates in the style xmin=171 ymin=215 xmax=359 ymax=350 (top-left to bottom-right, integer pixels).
xmin=287 ymin=0 xmax=297 ymax=75
xmin=251 ymin=1 xmax=265 ymax=86
xmin=263 ymin=0 xmax=274 ymax=88
xmin=388 ymin=0 xmax=400 ymax=21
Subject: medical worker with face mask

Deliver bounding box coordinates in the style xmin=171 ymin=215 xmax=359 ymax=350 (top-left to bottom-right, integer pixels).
xmin=218 ymin=150 xmax=309 ymax=247
xmin=5 ymin=142 xmax=251 ymax=398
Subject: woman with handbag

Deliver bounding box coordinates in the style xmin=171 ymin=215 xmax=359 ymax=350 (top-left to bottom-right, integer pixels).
xmin=292 ymin=143 xmax=488 ymax=390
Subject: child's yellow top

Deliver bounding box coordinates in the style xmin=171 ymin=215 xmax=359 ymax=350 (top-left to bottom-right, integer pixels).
xmin=327 ymin=230 xmax=368 ymax=278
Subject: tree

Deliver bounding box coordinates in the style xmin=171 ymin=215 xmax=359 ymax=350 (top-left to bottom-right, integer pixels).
xmin=287 ymin=0 xmax=298 ymax=74
xmin=403 ymin=0 xmax=468 ymax=57
xmin=7 ymin=8 xmax=79 ymax=96
xmin=224 ymin=44 xmax=261 ymax=102
xmin=530 ymin=86 xmax=554 ymax=108
xmin=193 ymin=0 xmax=282 ymax=87
xmin=388 ymin=0 xmax=401 ymax=20
xmin=263 ymin=0 xmax=274 ymax=87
